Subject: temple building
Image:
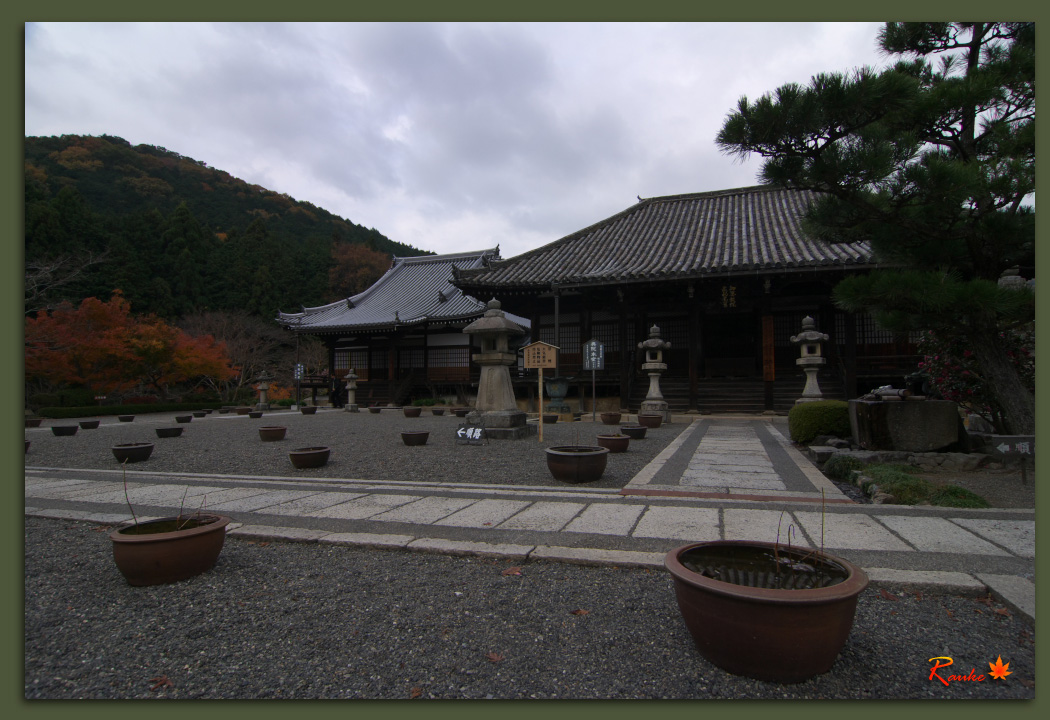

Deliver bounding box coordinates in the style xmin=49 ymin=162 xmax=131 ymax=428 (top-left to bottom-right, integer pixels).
xmin=277 ymin=249 xmax=528 ymax=407
xmin=453 ymin=185 xmax=918 ymax=414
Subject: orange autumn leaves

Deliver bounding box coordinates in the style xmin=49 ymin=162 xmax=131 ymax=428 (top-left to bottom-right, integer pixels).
xmin=25 ymin=291 xmax=235 ymax=397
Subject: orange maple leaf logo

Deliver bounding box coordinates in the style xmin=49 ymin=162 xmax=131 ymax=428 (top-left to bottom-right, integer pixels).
xmin=988 ymin=655 xmax=1012 ymax=680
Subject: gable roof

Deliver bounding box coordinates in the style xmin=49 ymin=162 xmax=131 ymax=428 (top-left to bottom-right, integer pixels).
xmin=454 ymin=185 xmax=875 ymax=292
xmin=278 ymin=248 xmax=522 ymax=333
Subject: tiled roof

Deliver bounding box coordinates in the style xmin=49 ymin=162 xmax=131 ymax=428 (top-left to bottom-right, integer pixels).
xmin=454 ymin=186 xmax=875 ymax=291
xmin=278 ymin=249 xmax=524 ymax=333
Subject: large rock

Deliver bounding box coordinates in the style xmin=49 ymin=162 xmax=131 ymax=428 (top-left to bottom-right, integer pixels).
xmin=849 ymin=399 xmax=958 ymax=452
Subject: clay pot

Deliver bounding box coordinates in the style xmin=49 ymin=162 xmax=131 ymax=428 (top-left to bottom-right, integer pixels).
xmin=453 ymin=408 xmax=470 ymax=418
xmin=403 ymin=406 xmax=422 ymax=418
xmin=51 ymin=425 xmax=78 ymax=437
xmin=400 ymin=430 xmax=430 ymax=446
xmin=193 ymin=411 xmax=207 ymax=418
xmin=79 ymin=420 xmax=101 ymax=430
xmin=25 ymin=418 xmax=42 ymax=428
xmin=118 ymin=415 xmax=135 ymax=422
xmin=258 ymin=426 xmax=287 ymax=442
xmin=236 ymin=407 xmax=252 ymax=415
xmin=300 ymin=406 xmax=318 ymax=415
xmin=620 ymin=424 xmax=648 ymax=440
xmin=110 ymin=514 xmax=231 ymax=586
xmin=596 ymin=433 xmax=630 ymax=453
xmin=175 ymin=415 xmax=192 ymax=423
xmin=431 ymin=408 xmax=446 ymax=416
xmin=637 ymin=413 xmax=663 ymax=429
xmin=112 ymin=442 xmax=155 ymax=463
xmin=289 ymin=446 xmax=330 ymax=468
xmin=155 ymin=427 xmax=184 ymax=439
xmin=542 ymin=414 xmax=558 ymax=424
xmin=664 ymin=541 xmax=869 ymax=683
xmin=545 ymin=446 xmax=609 ymax=483
xmin=248 ymin=411 xmax=263 ymax=419
xmin=369 ymin=406 xmax=382 ymax=414
xmin=600 ymin=412 xmax=622 ymax=425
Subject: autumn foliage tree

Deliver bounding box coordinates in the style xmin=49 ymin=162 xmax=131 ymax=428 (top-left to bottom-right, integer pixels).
xmin=25 ymin=291 xmax=234 ymax=401
xmin=328 ymin=241 xmax=391 ymax=300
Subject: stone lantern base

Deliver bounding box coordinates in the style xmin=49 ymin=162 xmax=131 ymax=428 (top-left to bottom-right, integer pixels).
xmin=640 ymin=399 xmax=670 ymax=422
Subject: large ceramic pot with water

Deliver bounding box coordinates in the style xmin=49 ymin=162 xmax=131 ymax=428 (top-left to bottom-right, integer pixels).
xmin=664 ymin=540 xmax=868 ymax=683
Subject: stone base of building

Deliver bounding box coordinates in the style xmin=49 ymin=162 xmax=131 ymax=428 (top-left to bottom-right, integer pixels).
xmin=483 ymin=424 xmax=538 ymax=440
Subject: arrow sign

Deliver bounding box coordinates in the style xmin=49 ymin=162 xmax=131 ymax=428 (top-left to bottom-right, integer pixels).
xmin=997 ymin=443 xmax=1012 ymax=454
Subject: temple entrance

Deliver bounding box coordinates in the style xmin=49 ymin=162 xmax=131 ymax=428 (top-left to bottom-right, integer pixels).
xmin=702 ymin=312 xmax=759 ymax=378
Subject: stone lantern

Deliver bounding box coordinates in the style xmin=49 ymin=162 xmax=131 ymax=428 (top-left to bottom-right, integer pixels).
xmin=638 ymin=324 xmax=671 ymax=422
xmin=343 ymin=368 xmax=359 ymax=413
xmin=790 ymin=316 xmax=829 ymax=403
xmin=255 ymin=371 xmax=274 ymax=410
xmin=463 ymin=299 xmax=532 ymax=439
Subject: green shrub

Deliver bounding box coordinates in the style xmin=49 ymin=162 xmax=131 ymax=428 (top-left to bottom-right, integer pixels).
xmin=823 ymin=454 xmax=865 ymax=481
xmin=412 ymin=398 xmax=438 ymax=406
xmin=37 ymin=402 xmax=224 ymax=418
xmin=787 ymin=400 xmax=850 ymax=444
xmin=929 ymin=485 xmax=990 ymax=509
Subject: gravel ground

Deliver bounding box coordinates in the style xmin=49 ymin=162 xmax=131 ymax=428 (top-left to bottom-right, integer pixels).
xmin=24 ymin=410 xmax=687 ymax=489
xmin=24 ymin=517 xmax=1035 ymax=700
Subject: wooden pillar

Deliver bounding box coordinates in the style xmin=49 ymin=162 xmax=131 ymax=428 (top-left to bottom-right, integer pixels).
xmin=762 ymin=313 xmax=775 ymax=411
xmin=618 ymin=298 xmax=629 ymax=410
xmin=422 ymin=323 xmax=430 ymax=384
xmin=688 ymin=292 xmax=699 ymax=412
xmin=553 ymin=291 xmax=561 ymax=376
xmin=844 ymin=312 xmax=858 ymax=399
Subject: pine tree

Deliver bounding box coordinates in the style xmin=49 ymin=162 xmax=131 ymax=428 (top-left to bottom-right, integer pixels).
xmin=717 ymin=22 xmax=1034 ymax=434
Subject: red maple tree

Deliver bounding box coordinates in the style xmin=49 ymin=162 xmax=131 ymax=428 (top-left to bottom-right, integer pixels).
xmin=25 ymin=291 xmax=234 ymax=399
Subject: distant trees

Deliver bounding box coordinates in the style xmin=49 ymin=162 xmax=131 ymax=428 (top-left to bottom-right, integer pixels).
xmin=329 ymin=242 xmax=392 ymax=299
xmin=25 ymin=292 xmax=234 ymax=401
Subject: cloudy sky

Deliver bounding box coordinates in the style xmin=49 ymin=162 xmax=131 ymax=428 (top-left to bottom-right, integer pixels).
xmin=25 ymin=22 xmax=893 ymax=258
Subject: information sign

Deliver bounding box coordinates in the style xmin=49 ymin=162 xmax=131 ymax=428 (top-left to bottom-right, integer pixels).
xmin=522 ymin=341 xmax=558 ymax=369
xmin=456 ymin=424 xmax=486 ymax=445
xmin=582 ymin=340 xmax=605 ymax=371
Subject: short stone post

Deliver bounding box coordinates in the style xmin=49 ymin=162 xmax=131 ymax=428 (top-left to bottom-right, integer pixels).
xmin=638 ymin=324 xmax=671 ymax=422
xmin=790 ymin=316 xmax=828 ymax=404
xmin=344 ymin=368 xmax=359 ymax=412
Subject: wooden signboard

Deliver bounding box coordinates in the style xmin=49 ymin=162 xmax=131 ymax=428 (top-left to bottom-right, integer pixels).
xmin=521 ymin=341 xmax=558 ymax=441
xmin=522 ymin=341 xmax=558 ymax=369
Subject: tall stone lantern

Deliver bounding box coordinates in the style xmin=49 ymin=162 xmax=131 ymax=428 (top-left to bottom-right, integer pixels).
xmin=638 ymin=325 xmax=671 ymax=422
xmin=343 ymin=368 xmax=359 ymax=413
xmin=790 ymin=316 xmax=829 ymax=403
xmin=463 ymin=299 xmax=532 ymax=439
xmin=255 ymin=370 xmax=274 ymax=410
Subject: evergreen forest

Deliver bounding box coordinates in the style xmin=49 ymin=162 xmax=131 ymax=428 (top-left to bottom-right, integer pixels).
xmin=25 ymin=134 xmax=426 ymax=319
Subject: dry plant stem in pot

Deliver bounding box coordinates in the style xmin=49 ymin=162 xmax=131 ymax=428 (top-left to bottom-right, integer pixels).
xmin=110 ymin=462 xmax=230 ymax=586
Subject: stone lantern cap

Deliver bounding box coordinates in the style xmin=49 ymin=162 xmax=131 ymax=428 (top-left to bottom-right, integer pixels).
xmin=790 ymin=316 xmax=828 ymax=345
xmin=463 ymin=299 xmax=526 ymax=336
xmin=637 ymin=324 xmax=671 ymax=351
xmin=256 ymin=370 xmax=275 ymax=383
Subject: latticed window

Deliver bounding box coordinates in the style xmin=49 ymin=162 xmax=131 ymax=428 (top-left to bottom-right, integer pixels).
xmin=590 ymin=321 xmax=620 ymax=351
xmin=333 ymin=350 xmax=349 ymax=371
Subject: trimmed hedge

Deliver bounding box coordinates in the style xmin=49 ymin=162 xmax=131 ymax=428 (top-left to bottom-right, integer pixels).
xmin=787 ymin=400 xmax=850 ymax=444
xmin=37 ymin=402 xmax=225 ymax=419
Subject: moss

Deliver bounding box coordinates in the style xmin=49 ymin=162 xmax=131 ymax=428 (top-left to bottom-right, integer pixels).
xmin=788 ymin=400 xmax=851 ymax=444
xmin=929 ymin=485 xmax=990 ymax=509
xmin=823 ymin=454 xmax=865 ymax=481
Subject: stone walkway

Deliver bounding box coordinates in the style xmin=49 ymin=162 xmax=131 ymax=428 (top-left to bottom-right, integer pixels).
xmin=23 ymin=416 xmax=1035 ymax=622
